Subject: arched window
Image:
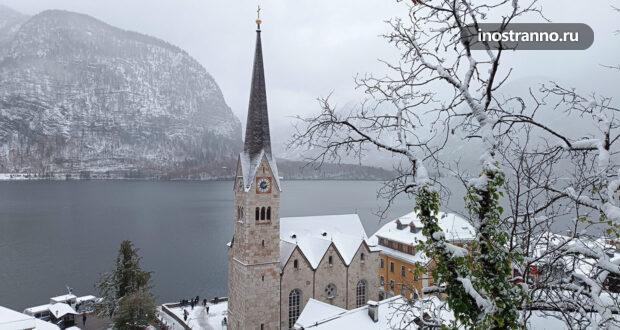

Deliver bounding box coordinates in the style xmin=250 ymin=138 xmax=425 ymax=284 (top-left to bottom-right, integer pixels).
xmin=261 ymin=207 xmax=266 ymax=220
xmin=360 ymin=253 xmax=365 ymax=261
xmin=356 ymin=280 xmax=367 ymax=307
xmin=288 ymin=289 xmax=302 ymax=329
xmin=261 ymin=240 xmax=265 ymax=247
xmin=293 ymin=259 xmax=299 ymax=269
xmin=266 ymin=207 xmax=271 ymax=220
xmin=325 ymin=283 xmax=337 ymax=299
xmin=255 ymin=207 xmax=260 ymax=221
xmin=328 ymin=255 xmax=333 ymax=266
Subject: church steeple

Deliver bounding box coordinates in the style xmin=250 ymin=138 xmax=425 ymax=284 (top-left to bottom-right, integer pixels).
xmin=244 ymin=12 xmax=271 ymax=159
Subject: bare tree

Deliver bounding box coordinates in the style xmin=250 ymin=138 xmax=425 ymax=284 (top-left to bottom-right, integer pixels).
xmin=291 ymin=0 xmax=620 ymax=328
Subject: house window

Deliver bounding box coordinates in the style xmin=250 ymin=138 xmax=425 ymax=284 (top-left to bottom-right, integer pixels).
xmin=422 ymin=275 xmax=430 ymax=288
xmin=261 ymin=324 xmax=264 ymax=330
xmin=390 ymin=262 xmax=394 ymax=273
xmin=325 ymin=283 xmax=337 ymax=299
xmin=360 ymin=253 xmax=365 ymax=261
xmin=401 ymin=265 xmax=406 ymax=277
xmin=380 ymin=276 xmax=385 ymax=285
xmin=356 ymin=280 xmax=367 ymax=308
xmin=380 ymin=259 xmax=384 ymax=268
xmin=267 ymin=207 xmax=271 ymax=220
xmin=261 ymin=207 xmax=266 ymax=220
xmin=293 ymin=259 xmax=299 ymax=269
xmin=261 ymin=240 xmax=265 ymax=247
xmin=398 ymin=243 xmax=403 ymax=251
xmin=288 ymin=289 xmax=302 ymax=329
xmin=328 ymin=255 xmax=333 ymax=266
xmin=389 ymin=280 xmax=395 ymax=290
xmin=255 ymin=207 xmax=260 ymax=221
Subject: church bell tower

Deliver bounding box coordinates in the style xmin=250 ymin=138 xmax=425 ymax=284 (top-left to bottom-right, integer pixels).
xmin=227 ymin=11 xmax=281 ymax=330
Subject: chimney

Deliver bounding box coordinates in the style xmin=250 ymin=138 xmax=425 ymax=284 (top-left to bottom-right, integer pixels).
xmin=367 ymin=300 xmax=379 ymax=322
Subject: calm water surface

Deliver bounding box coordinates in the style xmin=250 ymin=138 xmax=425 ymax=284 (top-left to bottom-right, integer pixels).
xmin=0 ymin=180 xmax=412 ymax=310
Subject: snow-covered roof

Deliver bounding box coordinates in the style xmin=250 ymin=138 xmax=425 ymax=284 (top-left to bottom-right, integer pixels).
xmin=295 ymin=295 xmax=454 ymax=329
xmin=24 ymin=304 xmax=51 ymax=315
xmin=369 ymin=211 xmax=475 ymax=247
xmin=280 ymin=214 xmax=371 ymax=269
xmin=50 ymin=294 xmax=76 ymax=304
xmin=48 ymin=303 xmax=77 ymax=318
xmin=239 ymin=151 xmax=282 ymax=192
xmin=295 ymin=299 xmax=346 ymax=327
xmin=378 ymin=245 xmax=430 ymax=265
xmin=75 ymin=295 xmax=97 ymax=304
xmin=0 ymin=305 xmax=59 ymax=330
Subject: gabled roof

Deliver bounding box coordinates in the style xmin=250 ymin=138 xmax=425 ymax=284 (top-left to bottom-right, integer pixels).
xmin=280 ymin=214 xmax=372 ymax=269
xmin=369 ymin=211 xmax=475 ymax=246
xmin=238 ymin=150 xmax=281 ymax=192
xmin=48 ymin=303 xmax=77 ymax=318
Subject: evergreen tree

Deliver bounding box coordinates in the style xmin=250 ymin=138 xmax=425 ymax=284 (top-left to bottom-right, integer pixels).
xmin=96 ymin=240 xmax=156 ymax=329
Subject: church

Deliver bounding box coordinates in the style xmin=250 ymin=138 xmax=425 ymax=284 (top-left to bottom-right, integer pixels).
xmin=227 ymin=17 xmax=380 ymax=330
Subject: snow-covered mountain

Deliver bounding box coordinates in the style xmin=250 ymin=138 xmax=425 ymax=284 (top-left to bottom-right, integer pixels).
xmin=0 ymin=8 xmax=242 ymax=178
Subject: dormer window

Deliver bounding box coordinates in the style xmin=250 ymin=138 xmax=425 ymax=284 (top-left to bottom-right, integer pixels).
xmin=396 ymin=219 xmax=405 ymax=230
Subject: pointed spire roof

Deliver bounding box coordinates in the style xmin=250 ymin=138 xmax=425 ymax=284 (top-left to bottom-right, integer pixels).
xmin=244 ymin=23 xmax=271 ymax=159
xmin=238 ymin=18 xmax=281 ymax=192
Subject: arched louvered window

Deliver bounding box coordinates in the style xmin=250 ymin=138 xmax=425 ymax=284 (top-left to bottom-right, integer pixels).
xmin=261 ymin=207 xmax=266 ymax=220
xmin=255 ymin=207 xmax=260 ymax=221
xmin=356 ymin=280 xmax=367 ymax=308
xmin=267 ymin=207 xmax=271 ymax=220
xmin=288 ymin=289 xmax=302 ymax=329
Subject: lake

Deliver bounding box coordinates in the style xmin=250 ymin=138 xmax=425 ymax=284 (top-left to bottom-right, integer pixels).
xmin=0 ymin=180 xmax=414 ymax=310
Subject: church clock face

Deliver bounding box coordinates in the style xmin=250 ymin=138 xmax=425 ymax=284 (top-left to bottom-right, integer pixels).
xmin=256 ymin=177 xmax=272 ymax=194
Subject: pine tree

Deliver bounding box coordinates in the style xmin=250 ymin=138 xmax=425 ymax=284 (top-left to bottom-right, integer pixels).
xmin=96 ymin=240 xmax=156 ymax=329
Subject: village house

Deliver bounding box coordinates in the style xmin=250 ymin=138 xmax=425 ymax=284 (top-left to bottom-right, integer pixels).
xmin=369 ymin=211 xmax=475 ymax=300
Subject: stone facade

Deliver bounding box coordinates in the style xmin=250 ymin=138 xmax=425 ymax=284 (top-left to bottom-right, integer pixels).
xmin=228 ymin=23 xmax=380 ymax=330
xmin=228 ymin=158 xmax=281 ymax=330
xmin=278 ymin=244 xmax=381 ymax=329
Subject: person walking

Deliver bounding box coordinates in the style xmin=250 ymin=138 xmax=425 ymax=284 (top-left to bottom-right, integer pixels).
xmin=82 ymin=314 xmax=87 ymax=326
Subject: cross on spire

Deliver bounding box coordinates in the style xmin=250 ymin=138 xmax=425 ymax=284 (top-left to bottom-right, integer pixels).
xmin=256 ymin=5 xmax=262 ymax=30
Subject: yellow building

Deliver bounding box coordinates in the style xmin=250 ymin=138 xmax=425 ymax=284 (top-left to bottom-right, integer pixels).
xmin=369 ymin=212 xmax=475 ymax=300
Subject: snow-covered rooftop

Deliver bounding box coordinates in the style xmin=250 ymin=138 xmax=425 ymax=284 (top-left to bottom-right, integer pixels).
xmin=49 ymin=294 xmax=76 ymax=304
xmin=369 ymin=211 xmax=475 ymax=247
xmin=295 ymin=295 xmax=454 ymax=329
xmin=280 ymin=214 xmax=370 ymax=269
xmin=0 ymin=305 xmax=59 ymax=330
xmin=48 ymin=303 xmax=77 ymax=318
xmin=239 ymin=151 xmax=282 ymax=192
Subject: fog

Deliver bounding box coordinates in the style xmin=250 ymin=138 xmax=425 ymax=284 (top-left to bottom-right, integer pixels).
xmin=2 ymin=0 xmax=618 ymax=131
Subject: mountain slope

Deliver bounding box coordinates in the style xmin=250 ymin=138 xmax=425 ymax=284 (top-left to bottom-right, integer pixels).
xmin=0 ymin=9 xmax=242 ymax=178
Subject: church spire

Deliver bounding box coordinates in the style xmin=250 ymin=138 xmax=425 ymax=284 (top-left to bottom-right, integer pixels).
xmin=244 ymin=8 xmax=271 ymax=159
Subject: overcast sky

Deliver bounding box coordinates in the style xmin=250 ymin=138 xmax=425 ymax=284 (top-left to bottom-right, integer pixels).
xmin=1 ymin=0 xmax=619 ymax=132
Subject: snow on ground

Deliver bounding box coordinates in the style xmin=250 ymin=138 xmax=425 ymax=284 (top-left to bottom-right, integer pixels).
xmin=162 ymin=301 xmax=228 ymax=330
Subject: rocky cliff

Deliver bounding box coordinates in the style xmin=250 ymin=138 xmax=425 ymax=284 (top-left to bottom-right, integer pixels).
xmin=0 ymin=8 xmax=242 ymax=179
